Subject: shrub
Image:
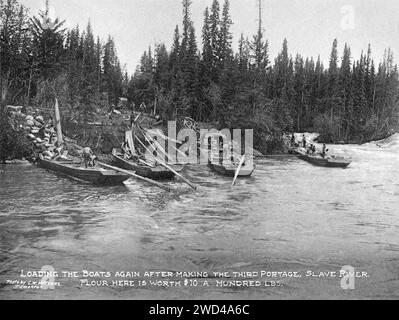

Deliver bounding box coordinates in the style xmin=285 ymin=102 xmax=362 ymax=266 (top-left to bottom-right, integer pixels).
xmin=0 ymin=110 xmax=34 ymax=162
xmin=313 ymin=112 xmax=341 ymax=143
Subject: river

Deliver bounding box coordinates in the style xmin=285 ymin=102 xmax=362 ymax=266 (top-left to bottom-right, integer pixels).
xmin=0 ymin=135 xmax=398 ymax=300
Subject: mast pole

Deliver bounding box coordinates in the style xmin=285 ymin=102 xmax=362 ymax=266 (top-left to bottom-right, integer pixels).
xmin=54 ymin=98 xmax=63 ymax=146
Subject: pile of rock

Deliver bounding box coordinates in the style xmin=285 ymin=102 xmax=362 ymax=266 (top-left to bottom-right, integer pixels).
xmin=5 ymin=106 xmax=67 ymax=161
xmin=25 ymin=114 xmax=57 ymax=148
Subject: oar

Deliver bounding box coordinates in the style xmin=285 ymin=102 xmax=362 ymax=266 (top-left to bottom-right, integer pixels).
xmin=140 ymin=130 xmax=198 ymax=191
xmin=135 ymin=134 xmax=198 ymax=191
xmin=146 ymin=130 xmax=186 ymax=160
xmin=142 ymin=127 xmax=187 ymax=160
xmin=97 ymin=162 xmax=171 ymax=192
xmin=146 ymin=128 xmax=183 ymax=144
xmin=157 ymin=160 xmax=197 ymax=191
xmin=143 ymin=131 xmax=187 ymax=165
xmin=137 ymin=134 xmax=198 ymax=191
xmin=137 ymin=157 xmax=155 ymax=168
xmin=232 ymin=155 xmax=246 ymax=187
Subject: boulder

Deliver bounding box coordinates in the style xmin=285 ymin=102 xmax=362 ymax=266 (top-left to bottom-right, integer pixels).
xmin=43 ymin=150 xmax=54 ymax=158
xmin=5 ymin=105 xmax=21 ymax=111
xmin=35 ymin=116 xmax=44 ymax=124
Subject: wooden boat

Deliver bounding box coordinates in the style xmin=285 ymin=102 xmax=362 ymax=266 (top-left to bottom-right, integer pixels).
xmin=112 ymin=149 xmax=184 ymax=180
xmin=208 ymin=162 xmax=255 ymax=177
xmin=295 ymin=150 xmax=351 ymax=168
xmin=37 ymin=155 xmax=130 ymax=185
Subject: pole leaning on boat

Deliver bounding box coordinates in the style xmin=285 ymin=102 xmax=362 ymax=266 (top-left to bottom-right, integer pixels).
xmin=135 ymin=130 xmax=198 ymax=191
xmin=97 ymin=162 xmax=171 ymax=192
xmin=232 ymin=155 xmax=246 ymax=187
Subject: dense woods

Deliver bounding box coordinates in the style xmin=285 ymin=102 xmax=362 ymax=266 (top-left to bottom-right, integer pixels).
xmin=130 ymin=0 xmax=399 ymax=147
xmin=1 ymin=0 xmax=399 ymax=158
xmin=1 ymin=0 xmax=126 ymax=158
xmin=0 ymin=0 xmax=125 ymax=114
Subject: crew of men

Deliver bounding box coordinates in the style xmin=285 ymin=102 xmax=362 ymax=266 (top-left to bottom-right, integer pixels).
xmin=291 ymin=134 xmax=328 ymax=158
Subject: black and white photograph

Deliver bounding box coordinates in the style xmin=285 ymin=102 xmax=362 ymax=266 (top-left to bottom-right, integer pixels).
xmin=1 ymin=0 xmax=399 ymax=305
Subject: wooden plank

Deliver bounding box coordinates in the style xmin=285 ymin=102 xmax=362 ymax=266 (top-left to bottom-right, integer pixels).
xmin=98 ymin=162 xmax=171 ymax=192
xmin=125 ymin=130 xmax=136 ymax=154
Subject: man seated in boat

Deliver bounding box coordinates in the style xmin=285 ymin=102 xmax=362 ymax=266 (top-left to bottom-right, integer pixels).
xmin=321 ymin=144 xmax=328 ymax=159
xmin=81 ymin=147 xmax=96 ymax=168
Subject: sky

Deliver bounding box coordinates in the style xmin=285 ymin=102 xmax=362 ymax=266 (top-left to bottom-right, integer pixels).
xmin=19 ymin=0 xmax=399 ymax=74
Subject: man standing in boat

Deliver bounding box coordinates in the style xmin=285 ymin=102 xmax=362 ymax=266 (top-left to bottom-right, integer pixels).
xmin=82 ymin=147 xmax=96 ymax=168
xmin=302 ymin=134 xmax=307 ymax=148
xmin=290 ymin=134 xmax=296 ymax=147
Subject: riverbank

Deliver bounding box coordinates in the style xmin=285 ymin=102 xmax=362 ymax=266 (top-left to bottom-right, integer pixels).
xmin=1 ymin=160 xmax=30 ymax=165
xmin=1 ymin=106 xmax=271 ymax=161
xmin=2 ymin=104 xmax=396 ymax=162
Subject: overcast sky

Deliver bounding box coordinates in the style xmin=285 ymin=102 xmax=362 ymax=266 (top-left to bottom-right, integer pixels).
xmin=20 ymin=0 xmax=399 ymax=74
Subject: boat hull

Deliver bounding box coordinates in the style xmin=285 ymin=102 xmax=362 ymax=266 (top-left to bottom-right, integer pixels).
xmin=37 ymin=158 xmax=130 ymax=185
xmin=112 ymin=152 xmax=184 ymax=180
xmin=208 ymin=163 xmax=255 ymax=177
xmin=297 ymin=152 xmax=351 ymax=168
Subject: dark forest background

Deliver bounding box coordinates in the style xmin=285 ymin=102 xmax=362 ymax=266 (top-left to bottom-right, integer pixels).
xmin=1 ymin=0 xmax=399 ymax=154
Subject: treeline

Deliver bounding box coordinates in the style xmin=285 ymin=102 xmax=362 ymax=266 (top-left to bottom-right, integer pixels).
xmin=2 ymin=0 xmax=398 ymax=153
xmin=0 ymin=0 xmax=126 ymax=117
xmin=129 ymin=0 xmax=399 ymax=145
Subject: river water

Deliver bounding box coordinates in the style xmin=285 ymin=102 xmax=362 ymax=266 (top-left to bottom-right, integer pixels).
xmin=0 ymin=135 xmax=398 ymax=300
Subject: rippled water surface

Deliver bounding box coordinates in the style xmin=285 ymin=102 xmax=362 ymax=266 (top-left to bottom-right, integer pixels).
xmin=1 ymin=139 xmax=399 ymax=300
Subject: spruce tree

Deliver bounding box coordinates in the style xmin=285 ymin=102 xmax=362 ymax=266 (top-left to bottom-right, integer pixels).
xmin=31 ymin=0 xmax=66 ymax=81
xmin=209 ymin=0 xmax=220 ymax=80
xmin=202 ymin=7 xmax=213 ymax=83
xmin=218 ymin=0 xmax=233 ymax=69
xmin=339 ymin=43 xmax=353 ymax=139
